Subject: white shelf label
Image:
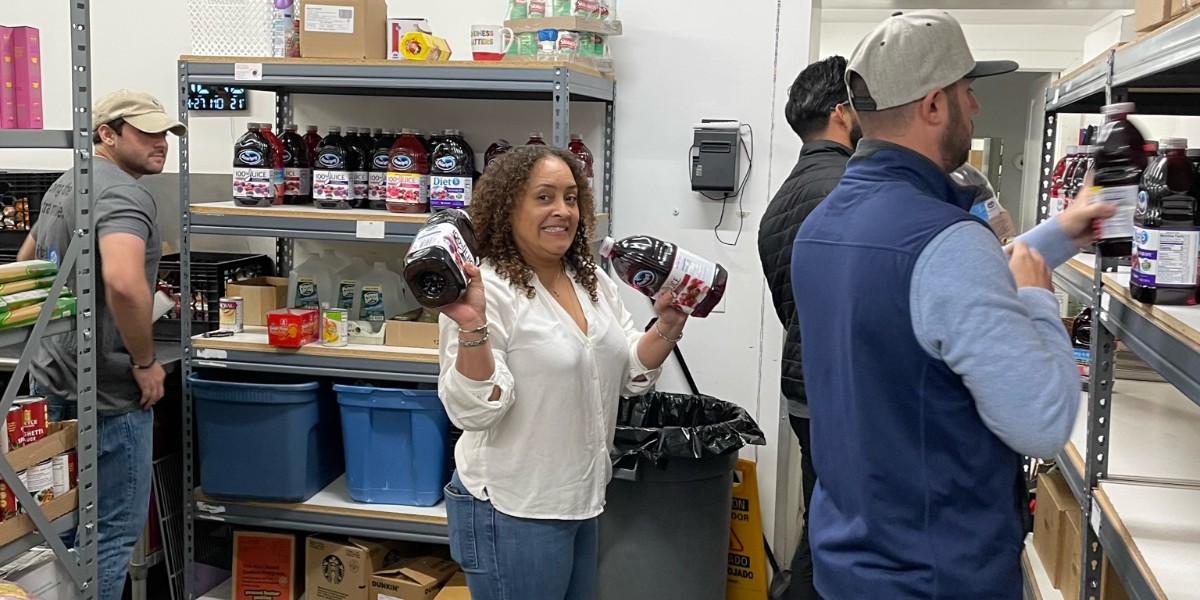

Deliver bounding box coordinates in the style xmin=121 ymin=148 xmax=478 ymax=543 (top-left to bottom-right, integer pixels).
xmin=356 ymin=220 xmax=385 ymax=239
xmin=1091 ymin=498 xmax=1102 ymax=534
xmin=197 ymin=502 xmax=226 ymax=515
xmin=195 ymin=349 xmax=228 ymax=360
xmin=234 ymin=63 xmax=263 ymax=81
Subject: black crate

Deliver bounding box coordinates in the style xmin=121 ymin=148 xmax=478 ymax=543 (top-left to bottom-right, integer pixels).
xmin=154 ymin=252 xmax=275 ymax=341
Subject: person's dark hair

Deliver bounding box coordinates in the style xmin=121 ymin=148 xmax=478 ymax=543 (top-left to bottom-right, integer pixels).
xmin=784 ymin=56 xmax=849 ymax=142
xmin=92 ymin=118 xmax=127 ymax=144
xmin=469 ymin=145 xmax=599 ymax=302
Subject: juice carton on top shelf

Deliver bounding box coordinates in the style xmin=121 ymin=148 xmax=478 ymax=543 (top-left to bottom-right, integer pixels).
xmin=11 ymin=27 xmax=41 ymax=130
xmin=0 ymin=27 xmax=15 ymax=129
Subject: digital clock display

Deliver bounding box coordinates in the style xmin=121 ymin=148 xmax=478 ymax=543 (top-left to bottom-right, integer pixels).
xmin=187 ymin=84 xmax=248 ymax=111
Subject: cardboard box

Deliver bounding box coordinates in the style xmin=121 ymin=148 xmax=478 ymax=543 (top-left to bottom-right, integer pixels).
xmin=0 ymin=27 xmax=15 ymax=129
xmin=268 ymin=308 xmax=321 ymax=347
xmin=300 ymin=0 xmax=387 ymax=59
xmin=0 ymin=547 xmax=81 ymax=600
xmin=387 ymin=19 xmax=432 ymax=60
xmin=233 ymin=531 xmax=304 ymax=600
xmin=5 ymin=420 xmax=77 ymax=473
xmin=11 ymin=27 xmax=41 ymax=129
xmin=384 ymin=319 xmax=439 ymax=349
xmin=1032 ymin=471 xmax=1075 ymax=586
xmin=307 ymin=535 xmax=408 ymax=600
xmin=433 ymin=572 xmax=469 ymax=600
xmin=1100 ymin=556 xmax=1132 ymax=600
xmin=369 ymin=556 xmax=458 ymax=600
xmin=1135 ymin=0 xmax=1198 ymax=32
xmin=227 ymin=277 xmax=289 ymax=326
xmin=0 ymin=488 xmax=75 ymax=546
xmin=1057 ymin=513 xmax=1083 ymax=600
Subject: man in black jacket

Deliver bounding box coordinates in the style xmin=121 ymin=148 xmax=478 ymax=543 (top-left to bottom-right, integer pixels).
xmin=757 ymin=55 xmax=860 ymax=600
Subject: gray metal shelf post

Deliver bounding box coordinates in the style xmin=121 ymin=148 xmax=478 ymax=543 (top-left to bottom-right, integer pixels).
xmin=176 ymin=58 xmax=197 ymax=600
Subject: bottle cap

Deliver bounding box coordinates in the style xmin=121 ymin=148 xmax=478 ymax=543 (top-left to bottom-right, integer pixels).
xmin=346 ymin=127 xmax=358 ymax=134
xmin=444 ymin=129 xmax=462 ymax=135
xmin=1188 ymin=148 xmax=1200 ymax=158
xmin=1162 ymin=137 xmax=1188 ymax=150
xmin=599 ymin=237 xmax=615 ymax=258
xmin=285 ymin=123 xmax=298 ymax=131
xmin=1064 ymin=145 xmax=1077 ymax=155
xmin=402 ymin=128 xmax=419 ymax=135
xmin=306 ymin=125 xmax=319 ymax=131
xmin=328 ymin=126 xmax=341 ymax=133
xmin=382 ymin=128 xmax=395 ymax=135
xmin=530 ymin=132 xmax=544 ymax=138
xmin=1101 ymin=102 xmax=1136 ymax=115
xmin=570 ymin=133 xmax=582 ymax=140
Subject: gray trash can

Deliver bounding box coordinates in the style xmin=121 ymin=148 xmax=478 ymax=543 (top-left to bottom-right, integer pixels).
xmin=596 ymin=392 xmax=764 ymax=600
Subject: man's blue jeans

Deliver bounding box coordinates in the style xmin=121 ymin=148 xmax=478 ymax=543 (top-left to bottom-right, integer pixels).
xmin=444 ymin=472 xmax=598 ymax=600
xmin=45 ymin=393 xmax=153 ymax=600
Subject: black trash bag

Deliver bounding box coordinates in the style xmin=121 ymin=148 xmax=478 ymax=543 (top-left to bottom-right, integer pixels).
xmin=611 ymin=392 xmax=766 ymax=467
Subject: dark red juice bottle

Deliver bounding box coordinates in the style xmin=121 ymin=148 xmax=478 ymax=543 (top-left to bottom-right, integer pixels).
xmin=1049 ymin=145 xmax=1075 ymax=217
xmin=568 ymin=133 xmax=594 ymax=190
xmin=600 ymin=235 xmax=728 ymax=318
xmin=526 ymin=132 xmax=546 ymax=146
xmin=232 ymin=123 xmax=273 ymax=207
xmin=280 ymin=123 xmax=311 ymax=205
xmin=1093 ymin=102 xmax=1148 ymax=258
xmin=484 ymin=139 xmax=513 ymax=171
xmin=1131 ymin=137 xmax=1200 ymax=305
xmin=313 ymin=126 xmax=352 ymax=210
xmin=403 ymin=209 xmax=479 ymax=308
xmin=368 ymin=128 xmax=397 ymax=210
xmin=302 ymin=125 xmax=322 ymax=166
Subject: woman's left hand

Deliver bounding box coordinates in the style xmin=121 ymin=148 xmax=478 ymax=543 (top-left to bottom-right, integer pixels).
xmin=653 ymin=291 xmax=689 ymax=335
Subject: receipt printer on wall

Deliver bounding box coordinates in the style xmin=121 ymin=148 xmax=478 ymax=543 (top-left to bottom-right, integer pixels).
xmin=690 ymin=120 xmax=740 ymax=193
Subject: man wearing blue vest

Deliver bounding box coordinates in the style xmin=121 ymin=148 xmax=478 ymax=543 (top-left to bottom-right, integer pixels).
xmin=791 ymin=11 xmax=1115 ymax=598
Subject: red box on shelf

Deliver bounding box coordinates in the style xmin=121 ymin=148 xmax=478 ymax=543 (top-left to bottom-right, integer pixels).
xmin=267 ymin=308 xmax=320 ymax=347
xmin=0 ymin=27 xmax=15 ymax=129
xmin=11 ymin=27 xmax=41 ymax=129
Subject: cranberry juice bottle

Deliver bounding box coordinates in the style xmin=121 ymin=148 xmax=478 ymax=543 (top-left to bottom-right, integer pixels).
xmin=484 ymin=139 xmax=513 ymax=171
xmin=600 ymin=235 xmax=728 ymax=318
xmin=386 ymin=129 xmax=430 ymax=214
xmin=403 ymin=209 xmax=479 ymax=308
xmin=568 ymin=133 xmax=594 ymax=190
xmin=313 ymin=126 xmax=352 ymax=210
xmin=343 ymin=127 xmax=370 ymax=208
xmin=527 ymin=132 xmax=547 ymax=145
xmin=280 ymin=123 xmax=311 ymax=205
xmin=1049 ymin=146 xmax=1075 ymax=217
xmin=1131 ymin=137 xmax=1200 ymax=305
xmin=1093 ymin=102 xmax=1148 ymax=258
xmin=259 ymin=124 xmax=287 ymax=205
xmin=367 ymin=128 xmax=396 ymax=210
xmin=233 ymin=124 xmax=274 ymax=207
xmin=430 ymin=130 xmax=475 ymax=211
xmin=303 ymin=125 xmax=322 ymax=166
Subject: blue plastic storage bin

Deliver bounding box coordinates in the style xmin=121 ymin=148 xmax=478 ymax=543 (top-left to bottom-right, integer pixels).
xmin=191 ymin=372 xmax=344 ymax=502
xmin=334 ymin=383 xmax=451 ymax=506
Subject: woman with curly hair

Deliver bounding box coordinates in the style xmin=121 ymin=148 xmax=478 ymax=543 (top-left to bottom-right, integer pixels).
xmin=437 ymin=144 xmax=689 ymax=599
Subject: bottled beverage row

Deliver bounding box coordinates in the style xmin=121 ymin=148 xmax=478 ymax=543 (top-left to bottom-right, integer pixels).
xmin=1058 ymin=102 xmax=1200 ymax=306
xmin=232 ymin=125 xmax=595 ymax=213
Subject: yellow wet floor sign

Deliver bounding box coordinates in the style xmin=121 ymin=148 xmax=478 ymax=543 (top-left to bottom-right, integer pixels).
xmin=727 ymin=458 xmax=768 ymax=600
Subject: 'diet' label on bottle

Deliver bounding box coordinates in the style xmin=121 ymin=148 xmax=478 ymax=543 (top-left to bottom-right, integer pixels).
xmin=663 ymin=248 xmax=717 ymax=314
xmin=233 ymin=168 xmax=273 ymax=198
xmin=359 ymin=285 xmax=386 ymax=322
xmin=337 ymin=279 xmax=357 ymax=310
xmin=430 ymin=176 xmax=473 ymax=208
xmin=1094 ymin=185 xmax=1138 ymax=239
xmin=295 ymin=277 xmax=319 ymax=308
xmin=411 ymin=223 xmax=476 ymax=271
xmin=1132 ymin=226 xmax=1199 ymax=287
xmin=313 ymin=170 xmax=350 ymax=201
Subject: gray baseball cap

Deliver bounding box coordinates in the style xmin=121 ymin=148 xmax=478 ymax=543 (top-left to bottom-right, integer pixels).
xmin=847 ymin=10 xmax=1018 ymax=111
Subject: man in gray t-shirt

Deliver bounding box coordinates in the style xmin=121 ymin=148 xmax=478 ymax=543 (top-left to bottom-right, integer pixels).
xmin=19 ymin=89 xmax=184 ymax=600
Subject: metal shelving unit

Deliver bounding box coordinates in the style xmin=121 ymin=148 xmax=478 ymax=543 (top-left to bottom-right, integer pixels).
xmin=1039 ymin=14 xmax=1200 ymax=597
xmin=0 ymin=1 xmax=98 ymax=597
xmin=176 ymin=56 xmax=617 ymax=600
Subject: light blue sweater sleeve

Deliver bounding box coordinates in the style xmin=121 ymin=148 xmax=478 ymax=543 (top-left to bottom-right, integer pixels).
xmin=910 ymin=221 xmax=1079 ymax=459
xmin=1013 ymin=215 xmax=1078 ymax=268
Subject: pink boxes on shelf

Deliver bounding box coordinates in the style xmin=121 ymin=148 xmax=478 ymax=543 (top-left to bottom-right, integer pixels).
xmin=1 ymin=26 xmax=42 ymax=129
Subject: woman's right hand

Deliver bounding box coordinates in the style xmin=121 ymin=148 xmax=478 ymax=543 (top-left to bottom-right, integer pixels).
xmin=442 ymin=262 xmax=488 ymax=330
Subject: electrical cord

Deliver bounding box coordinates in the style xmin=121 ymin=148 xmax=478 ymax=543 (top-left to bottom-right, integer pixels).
xmin=714 ymin=123 xmax=753 ymax=246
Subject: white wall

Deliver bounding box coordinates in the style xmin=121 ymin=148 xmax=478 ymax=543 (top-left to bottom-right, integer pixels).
xmin=0 ymin=0 xmax=821 ymax=558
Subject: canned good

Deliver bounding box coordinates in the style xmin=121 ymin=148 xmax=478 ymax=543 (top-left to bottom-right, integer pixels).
xmin=219 ymin=296 xmax=244 ymax=333
xmin=22 ymin=460 xmax=54 ymax=504
xmin=323 ymin=308 xmax=348 ymax=347
xmin=6 ymin=396 xmax=48 ymax=452
xmin=52 ymin=452 xmax=74 ymax=496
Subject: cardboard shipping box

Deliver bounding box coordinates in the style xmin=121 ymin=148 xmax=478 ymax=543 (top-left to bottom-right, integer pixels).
xmin=385 ymin=319 xmax=439 ymax=349
xmin=1032 ymin=471 xmax=1076 ymax=587
xmin=227 ymin=277 xmax=288 ymax=326
xmin=1135 ymin=0 xmax=1198 ymax=32
xmin=307 ymin=535 xmax=408 ymax=600
xmin=1100 ymin=556 xmax=1132 ymax=600
xmin=232 ymin=531 xmax=304 ymax=600
xmin=300 ymin=0 xmax=387 ymax=59
xmin=369 ymin=556 xmax=458 ymax=600
xmin=433 ymin=572 xmax=470 ymax=600
xmin=1057 ymin=513 xmax=1083 ymax=600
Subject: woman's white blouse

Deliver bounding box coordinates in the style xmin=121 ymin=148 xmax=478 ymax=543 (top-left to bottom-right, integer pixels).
xmin=438 ymin=261 xmax=661 ymax=520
